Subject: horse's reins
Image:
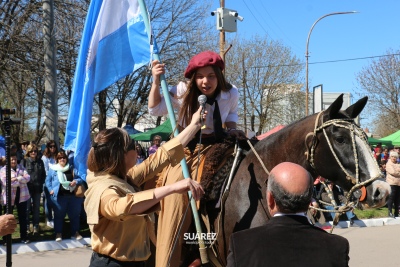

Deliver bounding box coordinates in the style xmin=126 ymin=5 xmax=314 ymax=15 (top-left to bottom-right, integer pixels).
xmin=305 ymin=111 xmax=381 ymax=232
xmin=247 ymin=139 xmax=270 ymax=176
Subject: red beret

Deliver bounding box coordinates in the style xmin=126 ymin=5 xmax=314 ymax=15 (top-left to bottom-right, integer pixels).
xmin=184 ymin=51 xmax=224 ymax=78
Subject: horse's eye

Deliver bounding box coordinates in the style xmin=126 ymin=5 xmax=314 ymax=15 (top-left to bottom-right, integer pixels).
xmin=336 ymin=137 xmax=345 ymax=144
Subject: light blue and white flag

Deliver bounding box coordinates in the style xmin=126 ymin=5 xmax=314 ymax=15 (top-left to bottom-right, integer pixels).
xmin=64 ymin=0 xmax=151 ymax=179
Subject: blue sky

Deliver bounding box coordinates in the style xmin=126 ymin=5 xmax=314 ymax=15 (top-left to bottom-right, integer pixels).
xmin=209 ymin=0 xmax=400 ymax=101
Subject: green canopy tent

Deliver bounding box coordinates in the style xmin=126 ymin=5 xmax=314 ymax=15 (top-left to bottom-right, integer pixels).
xmin=368 ymin=137 xmax=392 ymax=147
xmin=130 ymin=118 xmax=172 ymax=141
xmin=379 ymin=130 xmax=400 ymax=146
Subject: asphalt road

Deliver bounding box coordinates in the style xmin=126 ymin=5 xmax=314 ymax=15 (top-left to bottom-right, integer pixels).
xmin=0 ymin=246 xmax=93 ymax=266
xmin=333 ymin=225 xmax=399 ymax=267
xmin=0 ymin=224 xmax=399 ymax=267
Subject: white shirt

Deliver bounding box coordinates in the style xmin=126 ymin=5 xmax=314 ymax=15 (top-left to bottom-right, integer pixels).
xmin=148 ymin=81 xmax=239 ymax=135
xmin=273 ymin=212 xmax=307 ymax=217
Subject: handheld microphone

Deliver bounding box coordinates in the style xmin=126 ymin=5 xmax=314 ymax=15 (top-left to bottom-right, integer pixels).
xmin=198 ymin=95 xmax=207 ymax=124
xmin=198 ymin=95 xmax=207 ymax=115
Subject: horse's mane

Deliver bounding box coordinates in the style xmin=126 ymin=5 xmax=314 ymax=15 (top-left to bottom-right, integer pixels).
xmin=200 ymin=138 xmax=236 ymax=202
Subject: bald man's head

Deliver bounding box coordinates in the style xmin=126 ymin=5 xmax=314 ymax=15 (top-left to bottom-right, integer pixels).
xmin=267 ymin=162 xmax=313 ymax=213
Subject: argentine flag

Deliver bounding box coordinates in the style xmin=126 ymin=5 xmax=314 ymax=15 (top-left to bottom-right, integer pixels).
xmin=64 ymin=0 xmax=151 ymax=179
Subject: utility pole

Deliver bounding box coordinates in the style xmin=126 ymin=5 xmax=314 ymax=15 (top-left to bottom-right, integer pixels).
xmin=219 ymin=0 xmax=226 ymax=64
xmin=242 ymin=53 xmax=247 ymax=136
xmin=43 ymin=0 xmax=59 ymax=146
xmin=212 ymin=1 xmax=243 ymax=71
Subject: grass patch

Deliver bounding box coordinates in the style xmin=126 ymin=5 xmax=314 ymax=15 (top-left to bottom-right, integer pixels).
xmin=353 ymin=207 xmax=390 ymax=219
xmin=320 ymin=207 xmax=391 ymax=221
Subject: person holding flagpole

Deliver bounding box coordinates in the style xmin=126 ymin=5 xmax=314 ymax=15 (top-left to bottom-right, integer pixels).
xmin=149 ymin=51 xmax=245 ymax=267
xmin=84 ymin=107 xmax=206 ymax=267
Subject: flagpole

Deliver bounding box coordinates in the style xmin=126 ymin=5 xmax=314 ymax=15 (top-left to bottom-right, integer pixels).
xmin=137 ymin=0 xmax=209 ymax=264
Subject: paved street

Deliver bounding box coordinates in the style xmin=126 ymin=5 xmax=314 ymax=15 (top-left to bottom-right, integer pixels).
xmin=0 ymin=224 xmax=399 ymax=266
xmin=333 ymin=225 xmax=400 ymax=267
xmin=0 ymin=246 xmax=93 ymax=266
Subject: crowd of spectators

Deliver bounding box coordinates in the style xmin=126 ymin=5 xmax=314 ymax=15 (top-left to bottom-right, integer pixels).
xmin=374 ymin=143 xmax=400 ymax=176
xmin=309 ymin=176 xmax=356 ymax=225
xmin=374 ymin=143 xmax=400 ymax=218
xmin=0 ymin=139 xmax=88 ymax=244
xmin=0 ymin=137 xmax=157 ymax=244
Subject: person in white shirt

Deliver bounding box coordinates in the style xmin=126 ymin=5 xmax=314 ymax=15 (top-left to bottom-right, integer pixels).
xmin=148 ymin=51 xmax=245 ymax=267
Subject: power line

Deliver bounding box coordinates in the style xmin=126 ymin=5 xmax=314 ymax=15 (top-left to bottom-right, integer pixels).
xmin=256 ymin=0 xmax=303 ymax=53
xmin=241 ymin=0 xmax=303 ymax=54
xmin=247 ymin=1 xmax=280 ymax=38
xmin=241 ymin=0 xmax=269 ymax=35
xmin=250 ymin=53 xmax=400 ymax=68
xmin=308 ymin=53 xmax=400 ymax=65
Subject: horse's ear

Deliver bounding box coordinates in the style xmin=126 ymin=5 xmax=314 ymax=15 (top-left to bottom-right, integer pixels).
xmin=325 ymin=93 xmax=344 ymax=118
xmin=344 ymin=96 xmax=368 ymax=119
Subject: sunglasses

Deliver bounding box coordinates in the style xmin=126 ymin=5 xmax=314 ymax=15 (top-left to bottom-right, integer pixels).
xmin=49 ymin=145 xmax=56 ymax=148
xmin=58 ymin=157 xmax=67 ymax=160
xmin=30 ymin=150 xmax=38 ymax=153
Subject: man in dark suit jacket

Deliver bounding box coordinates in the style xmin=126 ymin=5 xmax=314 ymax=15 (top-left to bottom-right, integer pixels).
xmin=227 ymin=162 xmax=349 ymax=267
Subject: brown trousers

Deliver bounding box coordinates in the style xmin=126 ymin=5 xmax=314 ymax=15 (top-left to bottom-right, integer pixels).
xmin=156 ymin=144 xmax=212 ymax=267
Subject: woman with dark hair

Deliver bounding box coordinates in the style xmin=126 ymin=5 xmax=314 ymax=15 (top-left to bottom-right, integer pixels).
xmin=41 ymin=140 xmax=58 ymax=228
xmin=45 ymin=151 xmax=85 ymax=241
xmin=21 ymin=144 xmax=46 ymax=234
xmin=148 ymin=51 xmax=245 ymax=266
xmin=84 ymin=108 xmax=205 ymax=267
xmin=42 ymin=140 xmax=58 ymax=173
xmin=135 ymin=143 xmax=147 ymax=165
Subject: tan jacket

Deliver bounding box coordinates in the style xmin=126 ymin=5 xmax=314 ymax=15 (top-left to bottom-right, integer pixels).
xmin=386 ymin=160 xmax=400 ymax=186
xmin=84 ymin=138 xmax=184 ymax=262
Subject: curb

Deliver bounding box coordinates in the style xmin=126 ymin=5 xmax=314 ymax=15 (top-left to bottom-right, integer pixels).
xmin=315 ymin=217 xmax=400 ymax=229
xmin=0 ymin=237 xmax=91 ymax=255
xmin=3 ymin=217 xmax=400 ymax=255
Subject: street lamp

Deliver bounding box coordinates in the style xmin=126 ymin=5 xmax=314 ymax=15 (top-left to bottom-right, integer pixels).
xmin=305 ymin=11 xmax=358 ymax=116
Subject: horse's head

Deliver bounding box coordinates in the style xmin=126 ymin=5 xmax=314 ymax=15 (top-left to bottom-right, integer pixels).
xmin=309 ymin=94 xmax=390 ymax=209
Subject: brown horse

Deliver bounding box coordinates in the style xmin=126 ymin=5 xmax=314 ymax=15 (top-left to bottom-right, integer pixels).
xmin=202 ymin=94 xmax=390 ymax=266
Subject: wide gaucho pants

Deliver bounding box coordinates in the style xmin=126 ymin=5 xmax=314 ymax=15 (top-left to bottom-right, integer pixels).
xmin=156 ymin=144 xmax=212 ymax=267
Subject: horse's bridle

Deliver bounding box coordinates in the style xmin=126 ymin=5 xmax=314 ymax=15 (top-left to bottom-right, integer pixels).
xmin=305 ymin=111 xmax=381 ymax=204
xmin=244 ymin=112 xmax=382 ymax=233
